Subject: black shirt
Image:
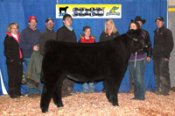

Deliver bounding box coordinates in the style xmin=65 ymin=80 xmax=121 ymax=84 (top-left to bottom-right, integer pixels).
xmin=56 ymin=25 xmax=77 ymax=43
xmin=39 ymin=28 xmax=56 ymax=55
xmin=99 ymin=31 xmax=120 ymax=42
xmin=153 ymin=26 xmax=174 ymax=58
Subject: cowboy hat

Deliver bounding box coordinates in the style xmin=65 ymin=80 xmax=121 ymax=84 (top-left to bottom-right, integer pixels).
xmin=134 ymin=16 xmax=146 ymax=24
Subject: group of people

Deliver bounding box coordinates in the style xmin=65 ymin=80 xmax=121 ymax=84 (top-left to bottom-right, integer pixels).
xmin=3 ymin=14 xmax=174 ymax=101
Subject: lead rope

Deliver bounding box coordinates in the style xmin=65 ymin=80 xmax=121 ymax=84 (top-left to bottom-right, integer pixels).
xmin=134 ymin=52 xmax=137 ymax=68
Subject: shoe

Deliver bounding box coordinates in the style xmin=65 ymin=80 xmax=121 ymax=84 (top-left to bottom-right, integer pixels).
xmin=155 ymin=91 xmax=161 ymax=95
xmin=161 ymin=92 xmax=169 ymax=96
xmin=10 ymin=95 xmax=20 ymax=98
xmin=28 ymin=94 xmax=40 ymax=98
xmin=131 ymin=97 xmax=145 ymax=100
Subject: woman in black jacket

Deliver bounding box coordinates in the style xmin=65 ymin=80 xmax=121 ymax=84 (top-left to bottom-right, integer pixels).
xmin=4 ymin=23 xmax=23 ymax=98
xmin=99 ymin=19 xmax=120 ymax=42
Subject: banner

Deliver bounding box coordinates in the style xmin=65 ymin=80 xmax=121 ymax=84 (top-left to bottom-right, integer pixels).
xmin=56 ymin=4 xmax=122 ymax=19
xmin=0 ymin=70 xmax=8 ymax=95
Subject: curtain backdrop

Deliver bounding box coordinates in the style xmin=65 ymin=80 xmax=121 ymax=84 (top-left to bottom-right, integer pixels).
xmin=0 ymin=0 xmax=167 ymax=95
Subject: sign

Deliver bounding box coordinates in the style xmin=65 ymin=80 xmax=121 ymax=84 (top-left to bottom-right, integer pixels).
xmin=56 ymin=4 xmax=122 ymax=19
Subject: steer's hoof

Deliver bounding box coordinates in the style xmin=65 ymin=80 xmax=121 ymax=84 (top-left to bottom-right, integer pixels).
xmin=57 ymin=102 xmax=64 ymax=107
xmin=111 ymin=102 xmax=119 ymax=106
xmin=41 ymin=107 xmax=48 ymax=113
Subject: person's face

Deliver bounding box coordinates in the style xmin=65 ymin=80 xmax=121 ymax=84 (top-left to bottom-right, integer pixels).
xmin=137 ymin=21 xmax=143 ymax=27
xmin=106 ymin=21 xmax=113 ymax=30
xmin=156 ymin=20 xmax=164 ymax=29
xmin=63 ymin=17 xmax=72 ymax=27
xmin=10 ymin=25 xmax=18 ymax=34
xmin=29 ymin=19 xmax=37 ymax=30
xmin=84 ymin=28 xmax=91 ymax=37
xmin=46 ymin=20 xmax=54 ymax=30
xmin=130 ymin=23 xmax=138 ymax=30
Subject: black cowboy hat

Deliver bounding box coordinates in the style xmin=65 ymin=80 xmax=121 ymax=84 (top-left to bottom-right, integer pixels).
xmin=134 ymin=16 xmax=146 ymax=24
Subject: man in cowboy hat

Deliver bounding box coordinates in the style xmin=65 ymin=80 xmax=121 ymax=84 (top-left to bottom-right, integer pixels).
xmin=129 ymin=16 xmax=152 ymax=100
xmin=153 ymin=16 xmax=174 ymax=95
xmin=134 ymin=16 xmax=152 ymax=62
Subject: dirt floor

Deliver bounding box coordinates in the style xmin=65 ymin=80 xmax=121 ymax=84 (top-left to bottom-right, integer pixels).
xmin=0 ymin=91 xmax=175 ymax=116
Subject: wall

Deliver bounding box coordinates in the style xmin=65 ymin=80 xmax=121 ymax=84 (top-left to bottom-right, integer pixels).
xmin=0 ymin=0 xmax=167 ymax=94
xmin=168 ymin=1 xmax=175 ymax=87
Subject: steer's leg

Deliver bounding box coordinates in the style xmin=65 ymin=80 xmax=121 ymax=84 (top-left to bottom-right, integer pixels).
xmin=104 ymin=80 xmax=110 ymax=102
xmin=40 ymin=83 xmax=55 ymax=113
xmin=115 ymin=78 xmax=123 ymax=105
xmin=108 ymin=80 xmax=118 ymax=106
xmin=105 ymin=71 xmax=121 ymax=106
xmin=40 ymin=72 xmax=58 ymax=113
xmin=53 ymin=74 xmax=65 ymax=107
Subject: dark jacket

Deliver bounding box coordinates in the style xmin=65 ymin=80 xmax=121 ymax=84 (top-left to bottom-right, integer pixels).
xmin=39 ymin=28 xmax=56 ymax=55
xmin=153 ymin=26 xmax=174 ymax=58
xmin=26 ymin=51 xmax=43 ymax=88
xmin=56 ymin=25 xmax=77 ymax=42
xmin=4 ymin=33 xmax=23 ymax=63
xmin=20 ymin=27 xmax=41 ymax=58
xmin=129 ymin=29 xmax=152 ymax=61
xmin=99 ymin=31 xmax=120 ymax=42
xmin=139 ymin=29 xmax=152 ymax=57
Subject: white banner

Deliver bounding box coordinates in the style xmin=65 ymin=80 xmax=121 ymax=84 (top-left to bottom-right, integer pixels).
xmin=0 ymin=70 xmax=8 ymax=95
xmin=56 ymin=4 xmax=122 ymax=19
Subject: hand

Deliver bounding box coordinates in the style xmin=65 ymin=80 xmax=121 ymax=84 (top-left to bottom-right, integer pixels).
xmin=10 ymin=59 xmax=14 ymax=63
xmin=146 ymin=57 xmax=151 ymax=62
xmin=33 ymin=45 xmax=39 ymax=51
xmin=164 ymin=58 xmax=169 ymax=61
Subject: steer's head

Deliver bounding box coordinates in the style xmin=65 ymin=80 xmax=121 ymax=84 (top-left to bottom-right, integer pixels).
xmin=126 ymin=29 xmax=144 ymax=53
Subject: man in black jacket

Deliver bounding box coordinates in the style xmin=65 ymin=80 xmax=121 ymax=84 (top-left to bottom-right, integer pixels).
xmin=153 ymin=16 xmax=174 ymax=95
xmin=39 ymin=18 xmax=56 ymax=55
xmin=56 ymin=14 xmax=77 ymax=42
xmin=56 ymin=14 xmax=77 ymax=94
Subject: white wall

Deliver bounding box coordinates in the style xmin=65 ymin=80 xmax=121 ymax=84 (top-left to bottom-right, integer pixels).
xmin=168 ymin=0 xmax=175 ymax=6
xmin=168 ymin=1 xmax=175 ymax=87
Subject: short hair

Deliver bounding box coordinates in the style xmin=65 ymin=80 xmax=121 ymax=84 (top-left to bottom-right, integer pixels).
xmin=83 ymin=26 xmax=90 ymax=32
xmin=7 ymin=23 xmax=19 ymax=32
xmin=63 ymin=14 xmax=72 ymax=20
xmin=45 ymin=18 xmax=54 ymax=23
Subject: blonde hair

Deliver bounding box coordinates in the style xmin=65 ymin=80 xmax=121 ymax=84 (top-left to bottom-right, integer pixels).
xmin=7 ymin=23 xmax=19 ymax=32
xmin=104 ymin=19 xmax=118 ymax=34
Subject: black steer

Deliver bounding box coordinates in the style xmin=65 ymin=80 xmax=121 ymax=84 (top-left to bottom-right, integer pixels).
xmin=40 ymin=30 xmax=143 ymax=112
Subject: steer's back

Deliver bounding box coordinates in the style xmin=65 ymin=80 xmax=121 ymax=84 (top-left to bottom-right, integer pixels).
xmin=43 ymin=35 xmax=130 ymax=82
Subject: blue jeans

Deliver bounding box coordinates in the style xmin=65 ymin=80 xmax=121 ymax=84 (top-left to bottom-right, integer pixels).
xmin=154 ymin=57 xmax=170 ymax=94
xmin=82 ymin=82 xmax=95 ymax=92
xmin=129 ymin=60 xmax=146 ymax=100
xmin=23 ymin=58 xmax=30 ymax=74
xmin=28 ymin=83 xmax=43 ymax=95
xmin=21 ymin=58 xmax=31 ymax=94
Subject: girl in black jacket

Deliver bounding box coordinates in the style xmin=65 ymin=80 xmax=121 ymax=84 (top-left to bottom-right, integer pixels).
xmin=100 ymin=19 xmax=120 ymax=42
xmin=4 ymin=23 xmax=23 ymax=98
